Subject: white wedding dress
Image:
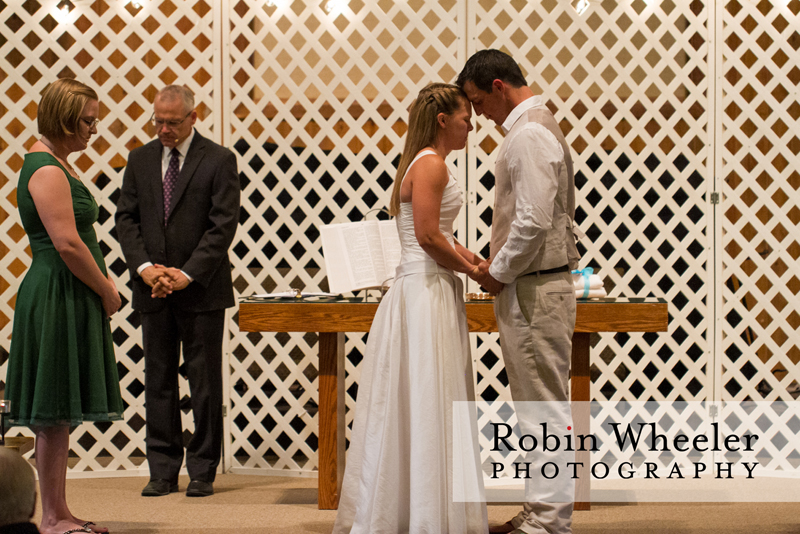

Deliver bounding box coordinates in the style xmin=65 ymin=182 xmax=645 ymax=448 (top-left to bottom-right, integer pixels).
xmin=332 ymin=150 xmax=488 ymax=534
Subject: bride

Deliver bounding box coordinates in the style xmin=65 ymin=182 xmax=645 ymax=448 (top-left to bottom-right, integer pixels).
xmin=332 ymin=83 xmax=489 ymax=534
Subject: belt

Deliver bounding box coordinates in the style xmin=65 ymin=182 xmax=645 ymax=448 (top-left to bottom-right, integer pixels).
xmin=523 ymin=264 xmax=570 ymax=277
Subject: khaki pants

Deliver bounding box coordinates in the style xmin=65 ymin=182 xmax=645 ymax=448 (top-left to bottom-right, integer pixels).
xmin=494 ymin=271 xmax=576 ymax=534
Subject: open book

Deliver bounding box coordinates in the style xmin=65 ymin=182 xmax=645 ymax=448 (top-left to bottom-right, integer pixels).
xmin=320 ymin=220 xmax=401 ymax=293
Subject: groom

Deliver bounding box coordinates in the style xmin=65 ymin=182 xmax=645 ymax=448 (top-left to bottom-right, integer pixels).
xmin=457 ymin=50 xmax=581 ymax=534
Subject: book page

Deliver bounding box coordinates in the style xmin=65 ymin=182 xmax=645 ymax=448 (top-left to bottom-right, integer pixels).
xmin=320 ymin=224 xmax=355 ymax=294
xmin=340 ymin=221 xmax=388 ymax=290
xmin=361 ymin=221 xmax=386 ymax=283
xmin=321 ymin=220 xmax=395 ymax=292
xmin=378 ymin=220 xmax=401 ymax=282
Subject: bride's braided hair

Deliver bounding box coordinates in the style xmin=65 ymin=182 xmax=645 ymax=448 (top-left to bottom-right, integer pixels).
xmin=389 ymin=83 xmax=467 ymax=216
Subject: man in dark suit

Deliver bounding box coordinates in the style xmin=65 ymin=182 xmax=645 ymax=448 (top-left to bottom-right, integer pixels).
xmin=115 ymin=85 xmax=240 ymax=498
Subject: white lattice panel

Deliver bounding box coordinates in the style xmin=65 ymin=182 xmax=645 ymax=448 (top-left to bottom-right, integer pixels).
xmin=0 ymin=0 xmax=796 ymax=479
xmin=225 ymin=0 xmax=467 ymax=471
xmin=468 ymin=0 xmax=711 ymax=409
xmin=0 ymin=0 xmax=218 ymax=470
xmin=719 ymin=0 xmax=800 ymax=401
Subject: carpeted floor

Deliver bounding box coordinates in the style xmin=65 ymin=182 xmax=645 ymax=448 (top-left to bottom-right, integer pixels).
xmin=29 ymin=474 xmax=800 ymax=533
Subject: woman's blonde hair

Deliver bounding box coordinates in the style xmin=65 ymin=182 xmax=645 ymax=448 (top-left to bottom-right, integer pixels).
xmin=388 ymin=82 xmax=467 ymax=215
xmin=37 ymin=78 xmax=98 ymax=142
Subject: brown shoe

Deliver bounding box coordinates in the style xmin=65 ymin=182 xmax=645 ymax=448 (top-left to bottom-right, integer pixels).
xmin=488 ymin=521 xmax=515 ymax=534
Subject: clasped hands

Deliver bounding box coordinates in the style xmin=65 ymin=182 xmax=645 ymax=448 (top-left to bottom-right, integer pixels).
xmin=141 ymin=264 xmax=190 ymax=298
xmin=467 ymin=260 xmax=504 ymax=295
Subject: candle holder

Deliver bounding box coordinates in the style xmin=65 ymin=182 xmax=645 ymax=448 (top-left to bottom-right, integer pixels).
xmin=0 ymin=399 xmax=10 ymax=446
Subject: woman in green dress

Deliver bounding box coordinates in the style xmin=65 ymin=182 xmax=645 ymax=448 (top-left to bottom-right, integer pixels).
xmin=4 ymin=79 xmax=123 ymax=534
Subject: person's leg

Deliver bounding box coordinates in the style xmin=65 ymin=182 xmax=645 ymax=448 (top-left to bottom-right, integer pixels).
xmin=34 ymin=425 xmax=86 ymax=534
xmin=494 ymin=273 xmax=577 ymax=534
xmin=508 ymin=273 xmax=574 ymax=403
xmin=176 ymin=308 xmax=225 ymax=485
xmin=142 ymin=306 xmax=184 ymax=485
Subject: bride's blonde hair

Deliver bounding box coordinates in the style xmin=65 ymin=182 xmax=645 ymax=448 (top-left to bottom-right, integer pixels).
xmin=388 ymin=83 xmax=466 ymax=216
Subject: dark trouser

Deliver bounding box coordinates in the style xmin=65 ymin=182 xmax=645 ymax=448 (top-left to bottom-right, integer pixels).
xmin=142 ymin=305 xmax=224 ymax=484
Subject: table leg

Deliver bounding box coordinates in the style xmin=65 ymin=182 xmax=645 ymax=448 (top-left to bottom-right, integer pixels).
xmin=318 ymin=332 xmax=345 ymax=510
xmin=571 ymin=332 xmax=591 ymax=511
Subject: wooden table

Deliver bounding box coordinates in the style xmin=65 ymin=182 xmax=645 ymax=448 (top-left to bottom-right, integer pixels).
xmin=239 ymin=297 xmax=668 ymax=510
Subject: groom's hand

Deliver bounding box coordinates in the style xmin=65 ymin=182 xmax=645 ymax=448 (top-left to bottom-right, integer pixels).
xmin=476 ymin=261 xmax=504 ymax=295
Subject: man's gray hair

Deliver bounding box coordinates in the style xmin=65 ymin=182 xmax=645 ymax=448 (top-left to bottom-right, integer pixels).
xmin=0 ymin=447 xmax=36 ymax=526
xmin=155 ymin=85 xmax=195 ymax=113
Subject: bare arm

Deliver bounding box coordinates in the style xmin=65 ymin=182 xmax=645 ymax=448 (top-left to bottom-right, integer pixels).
xmin=28 ymin=165 xmax=120 ymax=315
xmin=454 ymin=239 xmax=482 ymax=266
xmin=407 ymin=156 xmax=480 ymax=280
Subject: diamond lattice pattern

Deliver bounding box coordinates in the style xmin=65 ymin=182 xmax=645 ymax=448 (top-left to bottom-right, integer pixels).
xmin=720 ymin=0 xmax=800 ymax=402
xmin=469 ymin=0 xmax=710 ymax=410
xmin=0 ymin=0 xmax=796 ymax=477
xmin=0 ymin=0 xmax=217 ymax=471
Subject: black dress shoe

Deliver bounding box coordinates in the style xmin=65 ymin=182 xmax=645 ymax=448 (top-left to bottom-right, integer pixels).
xmin=186 ymin=479 xmax=214 ymax=497
xmin=141 ymin=479 xmax=179 ymax=496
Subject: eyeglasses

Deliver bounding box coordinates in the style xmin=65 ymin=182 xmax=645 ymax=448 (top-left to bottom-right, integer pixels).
xmin=81 ymin=117 xmax=100 ymax=128
xmin=150 ymin=111 xmax=192 ymax=128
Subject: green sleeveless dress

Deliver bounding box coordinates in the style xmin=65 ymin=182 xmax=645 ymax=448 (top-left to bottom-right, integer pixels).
xmin=4 ymin=152 xmax=123 ymax=426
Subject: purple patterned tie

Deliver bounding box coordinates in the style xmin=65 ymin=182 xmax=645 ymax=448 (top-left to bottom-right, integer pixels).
xmin=163 ymin=148 xmax=180 ymax=224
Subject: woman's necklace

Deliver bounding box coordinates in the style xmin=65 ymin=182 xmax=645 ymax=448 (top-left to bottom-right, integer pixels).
xmin=39 ymin=136 xmax=78 ymax=178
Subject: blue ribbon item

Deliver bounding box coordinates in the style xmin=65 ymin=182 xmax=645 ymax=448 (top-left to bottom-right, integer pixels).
xmin=571 ymin=267 xmax=593 ymax=298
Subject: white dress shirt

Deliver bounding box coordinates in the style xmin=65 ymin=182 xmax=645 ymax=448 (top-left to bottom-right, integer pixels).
xmin=489 ymin=96 xmax=567 ymax=284
xmin=159 ymin=129 xmax=195 ymax=180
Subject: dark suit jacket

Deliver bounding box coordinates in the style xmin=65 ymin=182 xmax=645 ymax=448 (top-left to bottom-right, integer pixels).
xmin=115 ymin=131 xmax=240 ymax=313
